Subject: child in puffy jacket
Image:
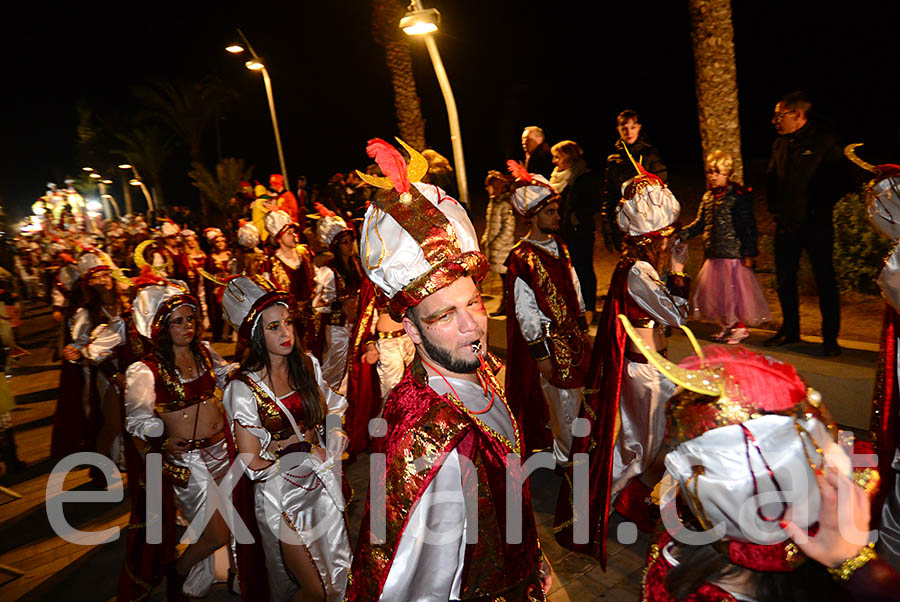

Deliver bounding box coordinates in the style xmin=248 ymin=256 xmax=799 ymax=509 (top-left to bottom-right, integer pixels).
xmin=681 ymin=150 xmax=770 ymax=343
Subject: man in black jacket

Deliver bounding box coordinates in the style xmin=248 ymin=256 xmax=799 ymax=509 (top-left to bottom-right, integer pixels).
xmin=764 ymin=91 xmax=845 ymax=356
xmin=603 ymin=110 xmax=669 ymax=252
xmin=521 ymin=126 xmax=554 ymax=179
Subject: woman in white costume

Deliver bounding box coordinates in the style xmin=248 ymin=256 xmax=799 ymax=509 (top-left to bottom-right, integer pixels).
xmin=222 ymin=275 xmax=351 ymax=602
xmin=123 ymin=277 xmax=237 ymax=599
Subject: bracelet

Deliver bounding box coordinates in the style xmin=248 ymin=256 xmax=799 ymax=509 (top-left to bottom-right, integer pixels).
xmin=669 ymin=271 xmax=689 ymax=278
xmin=827 ymin=543 xmax=877 ymax=581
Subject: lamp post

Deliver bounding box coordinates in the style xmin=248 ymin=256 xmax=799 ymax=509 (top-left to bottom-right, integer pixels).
xmin=119 ymin=163 xmax=155 ymax=213
xmin=226 ymin=29 xmax=289 ymax=191
xmin=400 ymin=2 xmax=469 ymax=208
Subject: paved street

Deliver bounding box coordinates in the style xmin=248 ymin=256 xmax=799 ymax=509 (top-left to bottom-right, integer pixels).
xmin=0 ymin=291 xmax=880 ymax=601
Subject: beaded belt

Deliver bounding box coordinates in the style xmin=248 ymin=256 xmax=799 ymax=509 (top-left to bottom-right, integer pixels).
xmin=377 ymin=328 xmax=407 ymax=340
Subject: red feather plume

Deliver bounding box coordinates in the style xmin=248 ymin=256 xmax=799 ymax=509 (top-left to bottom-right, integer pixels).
xmin=506 ymin=159 xmax=533 ymax=183
xmin=679 ymin=346 xmax=807 ymax=412
xmin=132 ymin=265 xmax=166 ymax=288
xmin=366 ymin=138 xmax=409 ymax=193
xmin=313 ymin=202 xmax=335 ymax=218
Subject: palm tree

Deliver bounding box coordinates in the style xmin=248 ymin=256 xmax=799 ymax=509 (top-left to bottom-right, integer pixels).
xmin=689 ymin=0 xmax=744 ymax=183
xmin=188 ymin=158 xmax=253 ymax=214
xmin=114 ymin=126 xmax=179 ymax=209
xmin=133 ymin=77 xmax=238 ymax=218
xmin=372 ymin=0 xmax=427 ymax=149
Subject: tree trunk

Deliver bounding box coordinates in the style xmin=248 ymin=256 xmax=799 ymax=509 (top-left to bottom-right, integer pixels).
xmin=372 ymin=0 xmax=427 ymax=150
xmin=689 ymin=0 xmax=744 ymax=183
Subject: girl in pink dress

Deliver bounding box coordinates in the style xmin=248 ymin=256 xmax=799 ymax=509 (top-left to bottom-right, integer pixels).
xmin=682 ymin=150 xmax=770 ymax=343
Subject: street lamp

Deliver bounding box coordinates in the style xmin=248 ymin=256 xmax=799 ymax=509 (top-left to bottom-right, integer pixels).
xmin=400 ymin=2 xmax=469 ymax=208
xmin=226 ymin=29 xmax=289 ymax=191
xmin=121 ymin=163 xmax=155 ymax=213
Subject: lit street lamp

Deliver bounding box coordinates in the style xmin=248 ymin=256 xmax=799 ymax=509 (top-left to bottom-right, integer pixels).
xmin=400 ymin=2 xmax=469 ymax=208
xmin=120 ymin=163 xmax=155 ymax=213
xmin=226 ymin=29 xmax=289 ymax=191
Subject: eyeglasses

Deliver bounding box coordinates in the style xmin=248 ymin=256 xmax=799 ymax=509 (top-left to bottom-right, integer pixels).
xmin=773 ymin=110 xmax=795 ymax=121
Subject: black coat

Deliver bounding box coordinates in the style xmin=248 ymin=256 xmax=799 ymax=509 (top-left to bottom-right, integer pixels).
xmin=765 ymin=120 xmax=847 ymax=229
xmin=526 ymin=143 xmax=554 ymax=180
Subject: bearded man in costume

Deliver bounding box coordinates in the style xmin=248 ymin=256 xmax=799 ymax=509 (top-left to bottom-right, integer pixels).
xmin=555 ymin=150 xmax=689 ymax=565
xmin=346 ymin=138 xmax=550 ymax=601
xmin=503 ymin=161 xmax=590 ymax=463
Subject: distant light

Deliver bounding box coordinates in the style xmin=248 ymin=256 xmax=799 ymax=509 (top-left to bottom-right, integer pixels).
xmin=86 ymin=200 xmax=102 ymax=212
xmin=117 ymin=163 xmax=132 ymax=169
xmin=226 ymin=44 xmax=244 ymax=54
xmin=129 ymin=179 xmax=142 ymax=186
xmin=89 ymin=173 xmax=102 ymax=179
xmin=101 ymin=194 xmax=112 ymax=199
xmin=101 ymin=179 xmax=113 ymax=184
xmin=245 ymin=60 xmax=264 ymax=71
xmin=82 ymin=166 xmax=94 ymax=172
xmin=400 ymin=8 xmax=440 ymax=36
xmin=32 ymin=205 xmax=46 ymax=215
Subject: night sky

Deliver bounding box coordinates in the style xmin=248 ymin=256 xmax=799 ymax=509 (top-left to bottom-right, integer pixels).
xmin=3 ymin=1 xmax=899 ymax=223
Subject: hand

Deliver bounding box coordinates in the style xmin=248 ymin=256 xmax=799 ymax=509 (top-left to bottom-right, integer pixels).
xmin=536 ymin=357 xmax=553 ymax=379
xmin=742 ymin=256 xmax=755 ymax=269
xmin=362 ymin=345 xmax=379 ymax=364
xmin=780 ymin=464 xmax=872 ymax=568
xmin=52 ymin=310 xmax=63 ymax=323
xmin=62 ymin=344 xmax=81 ymax=362
xmin=327 ymin=429 xmax=349 ymax=460
xmin=670 ymin=240 xmax=688 ymax=272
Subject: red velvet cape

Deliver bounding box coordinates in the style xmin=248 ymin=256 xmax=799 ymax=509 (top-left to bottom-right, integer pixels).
xmin=554 ymin=258 xmax=636 ymax=566
xmin=344 ymin=277 xmax=381 ymax=457
xmin=873 ymin=303 xmax=900 ymax=521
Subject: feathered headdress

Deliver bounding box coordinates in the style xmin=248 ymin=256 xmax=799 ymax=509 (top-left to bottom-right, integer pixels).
xmin=358 ymin=138 xmax=487 ymax=320
xmin=506 ymin=160 xmax=557 ymax=218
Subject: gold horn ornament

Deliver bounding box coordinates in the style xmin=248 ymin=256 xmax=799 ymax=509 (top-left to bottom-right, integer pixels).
xmin=617 ymin=314 xmax=723 ymax=397
xmin=97 ymin=249 xmax=131 ymax=285
xmin=197 ymin=267 xmax=227 ymax=286
xmin=132 ymin=239 xmax=163 ymax=276
xmin=843 ymin=143 xmax=878 ymax=174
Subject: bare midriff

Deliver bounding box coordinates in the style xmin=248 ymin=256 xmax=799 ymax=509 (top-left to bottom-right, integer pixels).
xmin=158 ymin=399 xmax=225 ymax=441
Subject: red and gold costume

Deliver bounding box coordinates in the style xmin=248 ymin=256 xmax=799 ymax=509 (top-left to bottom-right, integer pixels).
xmin=619 ymin=316 xmax=894 ymax=600
xmin=349 ymin=139 xmax=547 ymax=600
xmin=851 ymin=153 xmax=900 ymax=570
xmin=554 ymin=153 xmax=688 ymax=566
xmin=120 ymin=280 xmax=238 ymax=600
xmin=505 ymin=231 xmax=590 ymax=459
xmin=348 ymin=361 xmax=544 ymax=600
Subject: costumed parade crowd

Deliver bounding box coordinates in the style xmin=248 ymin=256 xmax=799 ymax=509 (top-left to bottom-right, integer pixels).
xmin=5 ymin=95 xmax=900 ymax=601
